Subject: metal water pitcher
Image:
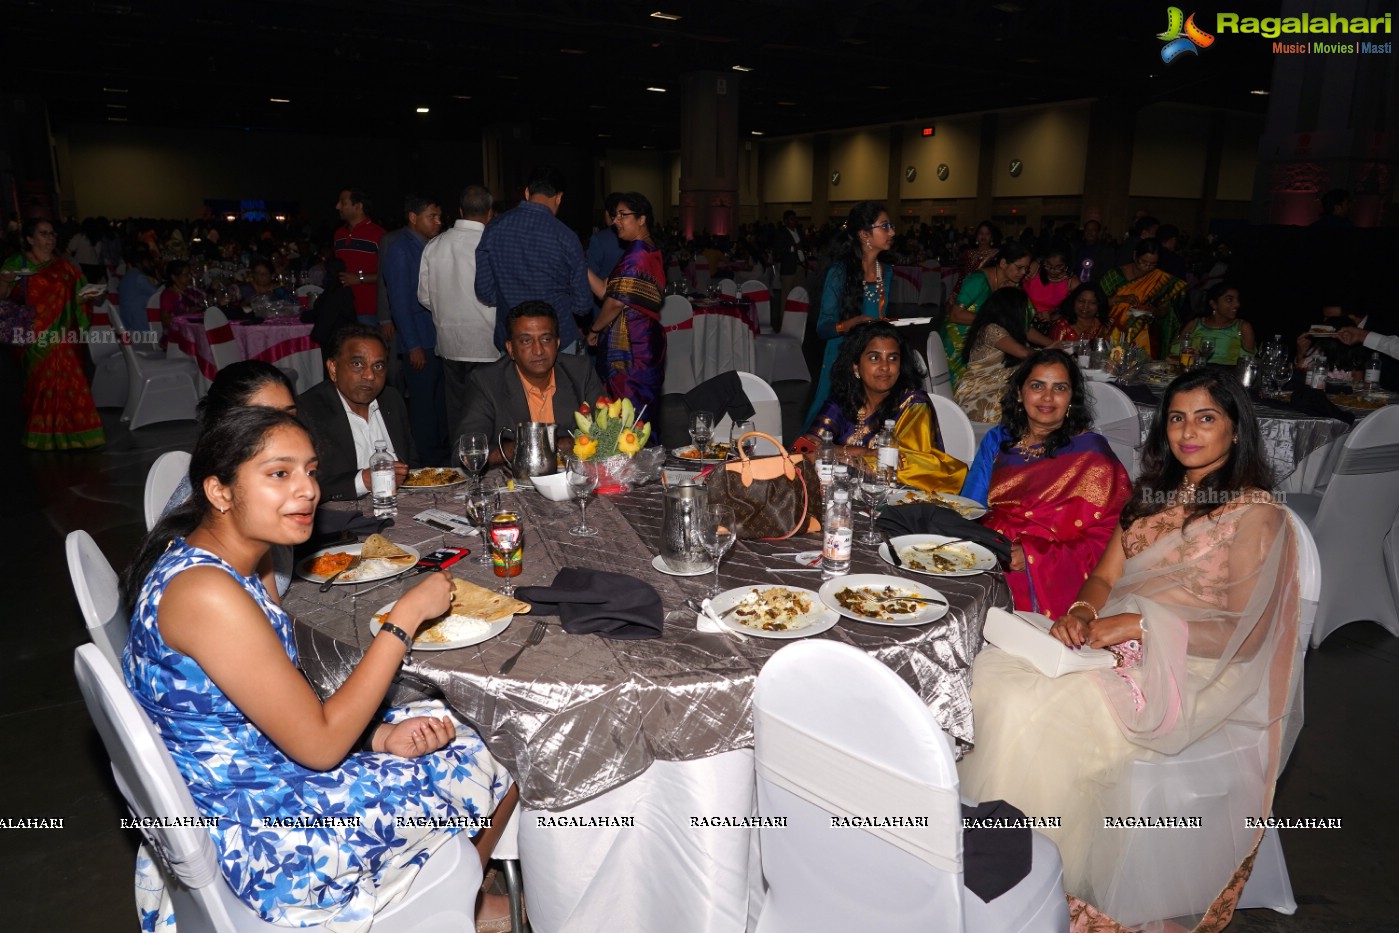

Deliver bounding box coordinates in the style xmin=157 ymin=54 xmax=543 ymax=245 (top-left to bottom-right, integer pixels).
xmin=660 ymin=482 xmax=711 ymax=573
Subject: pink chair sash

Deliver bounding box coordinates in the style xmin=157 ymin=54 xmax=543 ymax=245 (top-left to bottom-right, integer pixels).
xmin=785 ymin=300 xmax=809 ymax=314
xmin=664 ymin=319 xmax=694 ymax=333
xmin=207 ymin=323 xmax=236 ymax=345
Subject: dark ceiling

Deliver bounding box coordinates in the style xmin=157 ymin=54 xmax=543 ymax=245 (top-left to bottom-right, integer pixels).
xmin=7 ymin=0 xmax=1288 ymax=149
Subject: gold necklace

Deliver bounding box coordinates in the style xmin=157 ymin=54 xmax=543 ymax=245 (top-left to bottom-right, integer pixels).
xmin=1178 ymin=478 xmax=1199 ymax=503
xmin=1014 ymin=434 xmax=1047 ymax=461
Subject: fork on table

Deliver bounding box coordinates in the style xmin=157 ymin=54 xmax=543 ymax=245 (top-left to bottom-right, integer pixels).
xmin=497 ymin=621 xmax=547 ymax=675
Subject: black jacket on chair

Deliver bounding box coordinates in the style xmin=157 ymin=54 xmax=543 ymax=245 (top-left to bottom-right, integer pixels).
xmin=297 ymin=380 xmax=417 ymax=500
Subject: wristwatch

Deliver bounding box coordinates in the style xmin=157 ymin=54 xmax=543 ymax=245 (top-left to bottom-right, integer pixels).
xmin=358 ymin=270 xmax=366 ymax=283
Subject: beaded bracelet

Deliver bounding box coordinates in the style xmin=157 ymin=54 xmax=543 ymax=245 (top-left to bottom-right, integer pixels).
xmin=1067 ymin=600 xmax=1098 ymax=621
xmin=378 ymin=621 xmax=413 ymax=659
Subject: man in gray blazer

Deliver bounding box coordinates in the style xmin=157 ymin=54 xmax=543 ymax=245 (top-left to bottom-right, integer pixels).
xmin=297 ymin=323 xmax=417 ymax=500
xmin=454 ymin=301 xmax=604 ymax=466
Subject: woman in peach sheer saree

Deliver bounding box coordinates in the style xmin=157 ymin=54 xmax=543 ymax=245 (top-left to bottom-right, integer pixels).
xmin=959 ymin=368 xmax=1300 ymax=933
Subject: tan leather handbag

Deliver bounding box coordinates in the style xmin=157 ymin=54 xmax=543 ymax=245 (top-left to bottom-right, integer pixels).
xmin=704 ymin=432 xmax=823 ymax=540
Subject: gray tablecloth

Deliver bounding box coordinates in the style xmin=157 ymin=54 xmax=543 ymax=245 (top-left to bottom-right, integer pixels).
xmin=287 ymin=481 xmax=1009 ymax=810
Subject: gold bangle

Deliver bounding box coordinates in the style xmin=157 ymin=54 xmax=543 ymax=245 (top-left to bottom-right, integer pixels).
xmin=1068 ymin=600 xmax=1098 ymax=621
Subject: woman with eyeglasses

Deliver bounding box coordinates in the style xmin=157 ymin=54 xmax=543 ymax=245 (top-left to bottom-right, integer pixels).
xmin=0 ymin=217 xmax=105 ymax=450
xmin=804 ymin=200 xmax=896 ymax=426
xmin=1022 ymin=242 xmax=1074 ymax=336
xmin=586 ymin=191 xmax=665 ymax=426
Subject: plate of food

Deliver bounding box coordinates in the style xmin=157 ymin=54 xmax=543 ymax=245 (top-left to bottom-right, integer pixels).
xmin=1306 ymin=325 xmax=1338 ymax=338
xmin=878 ymin=534 xmax=998 ymax=577
xmin=709 ymin=585 xmax=838 ymax=639
xmin=401 ymin=467 xmax=469 ymax=489
xmin=672 ymin=444 xmax=730 ymax=464
xmin=370 ymin=579 xmax=531 ymax=651
xmin=818 ymin=574 xmax=948 ymax=627
xmin=1332 ymin=394 xmax=1388 ymax=414
xmin=884 ymin=488 xmax=987 ymax=519
xmin=78 ymin=283 xmax=107 ymax=300
xmin=295 ymin=535 xmax=421 ymax=585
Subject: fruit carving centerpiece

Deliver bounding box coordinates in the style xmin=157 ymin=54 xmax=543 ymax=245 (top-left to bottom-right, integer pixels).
xmin=571 ymin=396 xmax=652 ymax=493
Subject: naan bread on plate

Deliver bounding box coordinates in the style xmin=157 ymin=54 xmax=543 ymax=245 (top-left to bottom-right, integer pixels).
xmin=361 ymin=533 xmax=416 ymax=565
xmin=449 ymin=578 xmax=530 ymax=620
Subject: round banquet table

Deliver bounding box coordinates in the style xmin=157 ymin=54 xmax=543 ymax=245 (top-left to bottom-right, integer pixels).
xmin=166 ymin=312 xmax=323 ymax=394
xmin=286 ymin=479 xmax=1009 ymax=932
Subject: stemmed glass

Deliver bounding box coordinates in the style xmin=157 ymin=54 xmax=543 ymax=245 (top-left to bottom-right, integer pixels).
xmin=567 ymin=457 xmax=599 ymax=537
xmin=855 ymin=461 xmax=889 ymax=545
xmin=689 ymin=410 xmax=714 ymax=458
xmin=457 ymin=432 xmax=490 ymax=491
xmin=729 ymin=419 xmax=756 ymax=460
xmin=488 ymin=517 xmax=524 ymax=598
xmin=700 ymin=504 xmax=737 ymax=598
xmin=1196 ymin=338 xmax=1216 ymax=368
xmin=1269 ymin=353 xmax=1294 ymax=396
xmin=464 ymin=487 xmax=498 ymax=565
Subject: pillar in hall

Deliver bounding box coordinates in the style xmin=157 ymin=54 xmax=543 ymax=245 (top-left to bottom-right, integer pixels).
xmin=678 ymin=71 xmax=740 ymax=239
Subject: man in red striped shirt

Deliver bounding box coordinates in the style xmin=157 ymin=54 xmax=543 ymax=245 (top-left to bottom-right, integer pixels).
xmin=333 ymin=188 xmax=386 ymax=326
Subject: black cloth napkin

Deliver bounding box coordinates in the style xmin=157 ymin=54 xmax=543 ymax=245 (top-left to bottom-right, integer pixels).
xmin=1285 ymin=386 xmax=1355 ymax=425
xmin=876 ymin=504 xmax=1012 ymax=564
xmin=313 ymin=509 xmax=391 ymax=540
xmin=516 ymin=568 xmax=664 ymax=640
xmin=686 ymin=371 xmax=755 ymax=428
xmin=1111 ymin=381 xmax=1158 ymax=406
xmin=961 ymin=800 xmax=1033 ymax=902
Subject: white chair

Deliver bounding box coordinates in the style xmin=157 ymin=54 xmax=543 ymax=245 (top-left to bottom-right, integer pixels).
xmin=929 ymin=394 xmax=976 ymax=464
xmin=1097 ymin=510 xmax=1319 ymax=923
xmin=1287 ymin=405 xmax=1399 ymax=645
xmin=753 ymin=640 xmax=1069 ymax=933
xmin=691 ymin=309 xmax=756 ymax=386
xmin=924 ymin=332 xmax=954 ymax=400
xmin=714 ymin=371 xmax=783 ymax=454
xmin=144 ymin=285 xmax=166 ymax=342
xmin=779 ymin=287 xmax=809 ymax=341
xmin=204 ymin=306 xmax=245 ymax=374
xmin=66 ymin=531 xmax=128 ymax=672
xmin=119 ymin=334 xmax=201 ymax=430
xmin=74 ymin=644 xmax=480 ymax=933
xmin=144 ymin=451 xmax=192 ymax=532
xmin=89 ymin=301 xmax=129 ymax=408
xmin=718 ymin=278 xmax=738 ymax=297
xmin=1083 ymin=381 xmax=1142 ymax=479
xmin=661 ymin=295 xmax=698 ymax=396
xmin=739 ymin=279 xmax=773 ymax=333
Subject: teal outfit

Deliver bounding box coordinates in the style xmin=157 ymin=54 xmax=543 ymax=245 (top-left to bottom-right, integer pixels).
xmin=805 ymin=262 xmax=894 ymax=427
xmin=1174 ymin=318 xmax=1249 ymax=365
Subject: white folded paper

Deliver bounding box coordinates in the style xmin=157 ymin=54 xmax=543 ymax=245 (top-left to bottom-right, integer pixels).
xmin=982 ymin=607 xmax=1115 ymax=677
xmin=413 ymin=509 xmax=478 ymax=536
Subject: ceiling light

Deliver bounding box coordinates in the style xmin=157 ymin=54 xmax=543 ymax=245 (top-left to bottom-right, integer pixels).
xmin=1250 ymin=89 xmax=1270 ymax=96
xmin=225 ymin=214 xmax=237 ymax=222
xmin=869 ymin=85 xmax=890 ymax=90
xmin=646 ymin=86 xmax=667 ymax=93
xmin=274 ymin=214 xmax=287 ymax=222
xmin=106 ymin=116 xmax=127 ymax=123
xmin=589 ymin=104 xmax=607 ymax=110
xmin=992 ymin=2 xmax=1024 ymax=11
xmin=750 ymin=130 xmax=764 ymax=136
xmin=269 ymin=98 xmax=291 ymax=103
xmin=560 ymin=48 xmax=585 ymax=54
xmin=416 ymin=106 xmax=430 ymax=113
xmin=777 ymin=101 xmax=797 ymax=106
xmin=103 ymin=86 xmax=128 ymax=93
xmin=732 ymin=65 xmax=753 ymax=72
xmin=106 ymin=103 xmax=127 ymax=109
xmin=649 ymin=11 xmax=682 ymax=21
xmin=598 ymin=133 xmax=612 ymax=138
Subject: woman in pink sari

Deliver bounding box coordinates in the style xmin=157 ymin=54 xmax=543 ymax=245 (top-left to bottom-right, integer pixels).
xmin=960 ymin=368 xmax=1301 ymax=932
xmin=960 ymin=349 xmax=1130 ymax=619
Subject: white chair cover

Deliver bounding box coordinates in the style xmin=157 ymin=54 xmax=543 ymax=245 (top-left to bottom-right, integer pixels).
xmin=714 ymin=371 xmax=783 ymax=452
xmin=1083 ymin=382 xmax=1142 ymax=479
xmin=1289 ymin=405 xmax=1399 ymax=645
xmin=925 ymin=332 xmax=954 ymax=399
xmin=203 ymin=305 xmax=245 ymax=374
xmin=754 ymin=334 xmax=810 ymax=385
xmin=753 ymin=640 xmax=1069 ymax=933
xmin=719 ymin=279 xmax=738 ymax=297
xmin=929 ymin=394 xmax=976 ymax=464
xmin=661 ymin=295 xmax=698 ymax=396
xmin=119 ymin=336 xmax=200 ymax=430
xmin=739 ymin=279 xmax=773 ymax=333
xmin=692 ymin=312 xmax=756 ymax=386
xmin=90 ymin=300 xmax=129 ymax=408
xmin=779 ymin=287 xmax=809 ymax=342
xmin=65 ymin=531 xmax=128 ymax=671
xmin=1100 ymin=508 xmax=1318 ymax=922
xmin=73 ymin=644 xmax=479 ymax=932
xmin=144 ymin=450 xmax=192 ymax=532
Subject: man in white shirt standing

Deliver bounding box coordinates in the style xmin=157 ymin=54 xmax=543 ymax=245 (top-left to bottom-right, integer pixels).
xmin=418 ymin=184 xmax=500 ymax=431
xmin=296 ymin=324 xmax=416 ymax=500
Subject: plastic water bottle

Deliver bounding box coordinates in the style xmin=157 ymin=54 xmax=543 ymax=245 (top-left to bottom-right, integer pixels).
xmin=821 ymin=488 xmax=852 ymax=579
xmin=370 ymin=440 xmax=397 ymax=518
xmin=876 ymin=420 xmax=898 ymax=483
xmin=1366 ymin=352 xmax=1382 ymax=391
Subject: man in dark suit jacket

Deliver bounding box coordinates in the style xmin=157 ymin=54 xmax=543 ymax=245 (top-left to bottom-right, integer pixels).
xmin=455 ymin=300 xmax=604 ymax=465
xmin=297 ymin=323 xmax=417 ymax=500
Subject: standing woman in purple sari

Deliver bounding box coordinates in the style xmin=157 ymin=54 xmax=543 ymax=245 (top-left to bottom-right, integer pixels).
xmin=586 ymin=192 xmax=666 ymax=424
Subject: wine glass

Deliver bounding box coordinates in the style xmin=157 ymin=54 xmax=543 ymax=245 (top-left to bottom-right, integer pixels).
xmin=689 ymin=410 xmax=714 ymax=459
xmin=855 ymin=462 xmax=888 ymax=545
xmin=488 ymin=516 xmax=524 ymax=597
xmin=464 ymin=487 xmax=498 ymax=564
xmin=729 ymin=419 xmax=756 ymax=460
xmin=457 ymin=432 xmax=490 ymax=491
xmin=1196 ymin=337 xmax=1216 ymax=367
xmin=1269 ymin=353 xmax=1294 ymax=397
xmin=567 ymin=457 xmax=599 ymax=537
xmin=700 ymin=504 xmax=737 ymax=598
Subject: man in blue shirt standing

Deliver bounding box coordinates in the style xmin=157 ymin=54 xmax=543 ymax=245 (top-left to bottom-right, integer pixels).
xmin=383 ymin=193 xmax=446 ymax=464
xmin=118 ymin=252 xmax=160 ymax=333
xmin=476 ymin=166 xmax=591 ymax=354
